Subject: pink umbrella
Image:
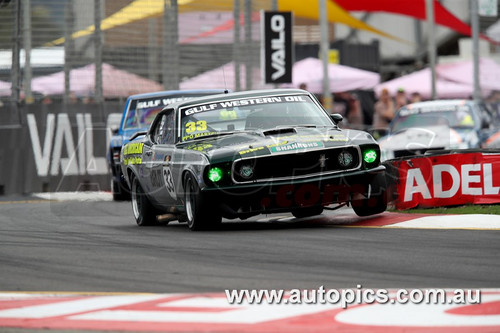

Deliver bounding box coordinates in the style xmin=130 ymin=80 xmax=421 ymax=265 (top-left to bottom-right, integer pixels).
xmin=374 ymin=67 xmax=475 ymax=100
xmin=436 ymin=57 xmax=500 ymax=91
xmin=289 ymin=57 xmax=380 ymax=94
xmin=31 ymin=63 xmax=164 ymax=98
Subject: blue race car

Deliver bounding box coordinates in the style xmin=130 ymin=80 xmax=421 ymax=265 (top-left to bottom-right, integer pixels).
xmin=108 ymin=89 xmax=227 ymax=200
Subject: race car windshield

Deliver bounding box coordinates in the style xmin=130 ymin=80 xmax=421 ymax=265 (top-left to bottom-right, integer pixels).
xmin=179 ymin=94 xmax=332 ymax=142
xmin=124 ymin=94 xmax=213 ymax=130
xmin=391 ymin=107 xmax=476 ymax=133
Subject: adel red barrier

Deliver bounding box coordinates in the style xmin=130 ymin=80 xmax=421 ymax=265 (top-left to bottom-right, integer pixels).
xmin=386 ymin=151 xmax=500 ymax=210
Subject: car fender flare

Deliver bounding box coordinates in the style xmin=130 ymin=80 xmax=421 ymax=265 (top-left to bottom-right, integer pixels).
xmin=181 ymin=169 xmax=199 ymax=191
xmin=126 ymin=167 xmax=138 ymax=188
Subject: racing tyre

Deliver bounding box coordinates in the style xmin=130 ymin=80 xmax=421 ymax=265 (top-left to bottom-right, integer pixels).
xmin=131 ymin=176 xmax=159 ymax=226
xmin=352 ymin=173 xmax=387 ymax=217
xmin=184 ymin=174 xmax=222 ymax=231
xmin=291 ymin=206 xmax=324 ymax=218
xmin=111 ymin=178 xmax=130 ymax=201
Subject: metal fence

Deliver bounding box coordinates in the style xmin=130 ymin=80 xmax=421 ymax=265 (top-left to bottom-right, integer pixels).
xmin=1 ymin=0 xmax=294 ymax=107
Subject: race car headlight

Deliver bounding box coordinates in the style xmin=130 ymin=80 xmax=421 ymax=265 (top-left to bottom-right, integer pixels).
xmin=238 ymin=164 xmax=254 ymax=179
xmin=363 ymin=149 xmax=378 ymax=164
xmin=337 ymin=151 xmax=354 ymax=168
xmin=207 ymin=167 xmax=223 ymax=182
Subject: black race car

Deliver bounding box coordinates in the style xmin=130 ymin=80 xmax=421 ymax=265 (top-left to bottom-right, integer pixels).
xmin=120 ymin=89 xmax=387 ymax=230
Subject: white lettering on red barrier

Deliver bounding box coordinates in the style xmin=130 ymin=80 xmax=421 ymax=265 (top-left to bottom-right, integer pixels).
xmin=405 ymin=163 xmax=500 ymax=202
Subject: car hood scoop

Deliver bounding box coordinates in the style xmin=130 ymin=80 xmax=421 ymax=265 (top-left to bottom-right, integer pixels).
xmin=262 ymin=127 xmax=297 ymax=136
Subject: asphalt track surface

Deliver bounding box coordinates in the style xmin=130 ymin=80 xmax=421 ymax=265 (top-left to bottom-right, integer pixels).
xmin=1 ymin=196 xmax=499 ymax=294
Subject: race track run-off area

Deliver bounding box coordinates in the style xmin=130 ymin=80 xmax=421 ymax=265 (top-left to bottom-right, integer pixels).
xmin=1 ymin=194 xmax=500 ymax=332
xmin=1 ymin=291 xmax=500 ymax=332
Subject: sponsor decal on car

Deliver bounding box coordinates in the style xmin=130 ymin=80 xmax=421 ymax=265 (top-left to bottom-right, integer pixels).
xmin=182 ymin=131 xmax=219 ymax=141
xmin=183 ymin=96 xmax=308 ymax=116
xmin=123 ymin=143 xmax=144 ymax=156
xmin=186 ymin=143 xmax=213 ymax=151
xmin=271 ymin=141 xmax=323 ymax=152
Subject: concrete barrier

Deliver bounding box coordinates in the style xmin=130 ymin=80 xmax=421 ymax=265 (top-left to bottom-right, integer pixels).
xmin=0 ymin=103 xmax=122 ymax=195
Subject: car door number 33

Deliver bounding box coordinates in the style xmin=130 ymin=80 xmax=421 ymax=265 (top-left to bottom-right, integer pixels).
xmin=163 ymin=167 xmax=177 ymax=200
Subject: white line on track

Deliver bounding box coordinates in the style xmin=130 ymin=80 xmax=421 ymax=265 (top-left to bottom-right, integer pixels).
xmin=32 ymin=191 xmax=113 ymax=202
xmin=384 ymin=214 xmax=500 ymax=230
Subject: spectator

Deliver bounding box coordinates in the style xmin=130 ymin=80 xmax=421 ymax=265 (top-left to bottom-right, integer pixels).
xmin=372 ymin=88 xmax=395 ymax=128
xmin=347 ymin=93 xmax=364 ymax=129
xmin=41 ymin=95 xmax=53 ymax=105
xmin=395 ymin=87 xmax=408 ymax=109
xmin=299 ymin=83 xmax=308 ymax=91
xmin=332 ymin=92 xmax=350 ymax=117
xmin=410 ymin=92 xmax=422 ymax=103
xmin=69 ymin=92 xmax=79 ymax=104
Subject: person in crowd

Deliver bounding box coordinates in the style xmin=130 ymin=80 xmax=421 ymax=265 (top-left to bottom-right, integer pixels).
xmin=41 ymin=95 xmax=53 ymax=105
xmin=332 ymin=92 xmax=350 ymax=117
xmin=485 ymin=90 xmax=500 ymax=124
xmin=410 ymin=91 xmax=422 ymax=103
xmin=299 ymin=83 xmax=308 ymax=91
xmin=372 ymin=88 xmax=395 ymax=128
xmin=346 ymin=92 xmax=364 ymax=129
xmin=395 ymin=87 xmax=408 ymax=109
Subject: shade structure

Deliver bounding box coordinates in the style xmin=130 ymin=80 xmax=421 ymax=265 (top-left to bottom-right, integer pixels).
xmin=46 ymin=0 xmax=403 ymax=47
xmin=179 ymin=62 xmax=272 ymax=91
xmin=374 ymin=67 xmax=475 ymax=100
xmin=436 ymin=58 xmax=500 ymax=91
xmin=375 ymin=58 xmax=500 ymax=100
xmin=0 ymin=80 xmax=11 ymax=96
xmin=289 ymin=57 xmax=380 ymax=94
xmin=334 ymin=0 xmax=492 ymax=43
xmin=31 ymin=63 xmax=164 ymax=98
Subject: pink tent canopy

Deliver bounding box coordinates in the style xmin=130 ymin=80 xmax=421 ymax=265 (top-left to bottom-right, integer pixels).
xmin=375 ymin=58 xmax=500 ymax=99
xmin=179 ymin=62 xmax=272 ymax=91
xmin=374 ymin=67 xmax=475 ymax=100
xmin=0 ymin=80 xmax=11 ymax=96
xmin=289 ymin=57 xmax=380 ymax=94
xmin=436 ymin=58 xmax=500 ymax=91
xmin=31 ymin=63 xmax=164 ymax=98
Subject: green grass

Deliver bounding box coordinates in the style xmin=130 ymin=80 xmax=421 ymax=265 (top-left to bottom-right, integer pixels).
xmin=391 ymin=204 xmax=500 ymax=215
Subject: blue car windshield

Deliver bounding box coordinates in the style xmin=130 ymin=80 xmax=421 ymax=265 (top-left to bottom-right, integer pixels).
xmin=179 ymin=94 xmax=332 ymax=142
xmin=391 ymin=105 xmax=476 ymax=133
xmin=124 ymin=94 xmax=216 ymax=130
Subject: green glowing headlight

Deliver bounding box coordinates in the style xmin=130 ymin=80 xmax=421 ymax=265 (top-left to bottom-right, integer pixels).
xmin=207 ymin=167 xmax=223 ymax=182
xmin=363 ymin=149 xmax=378 ymax=163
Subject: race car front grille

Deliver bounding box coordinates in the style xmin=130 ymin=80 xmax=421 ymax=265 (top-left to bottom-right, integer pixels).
xmin=232 ymin=146 xmax=361 ymax=183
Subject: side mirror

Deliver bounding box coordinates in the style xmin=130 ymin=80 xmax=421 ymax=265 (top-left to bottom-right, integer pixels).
xmin=330 ymin=113 xmax=343 ymax=124
xmin=129 ymin=131 xmax=148 ymax=141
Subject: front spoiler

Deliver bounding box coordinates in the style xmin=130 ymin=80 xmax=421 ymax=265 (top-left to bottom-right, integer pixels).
xmin=202 ymin=165 xmax=386 ymax=216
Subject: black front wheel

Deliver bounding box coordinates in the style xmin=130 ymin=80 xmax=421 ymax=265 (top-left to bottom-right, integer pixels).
xmin=351 ymin=193 xmax=387 ymax=217
xmin=131 ymin=176 xmax=159 ymax=226
xmin=111 ymin=177 xmax=130 ymax=201
xmin=184 ymin=174 xmax=222 ymax=231
xmin=291 ymin=206 xmax=324 ymax=218
xmin=351 ymin=173 xmax=388 ymax=217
